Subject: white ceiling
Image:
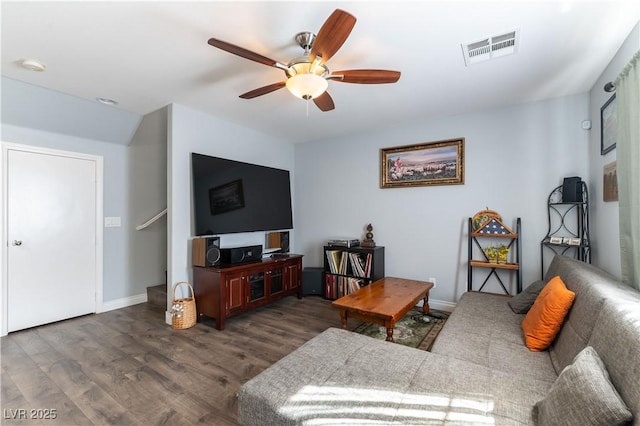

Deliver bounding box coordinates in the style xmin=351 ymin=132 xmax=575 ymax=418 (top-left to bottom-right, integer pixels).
xmin=2 ymin=1 xmax=639 ymax=144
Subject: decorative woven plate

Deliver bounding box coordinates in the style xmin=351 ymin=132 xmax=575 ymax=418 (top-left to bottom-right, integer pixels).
xmin=472 ymin=209 xmax=502 ymax=231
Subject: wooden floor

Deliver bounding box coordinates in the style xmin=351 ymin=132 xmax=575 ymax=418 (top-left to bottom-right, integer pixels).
xmin=1 ymin=296 xmax=346 ymax=425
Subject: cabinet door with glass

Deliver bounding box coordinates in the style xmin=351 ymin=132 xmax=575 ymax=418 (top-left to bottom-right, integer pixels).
xmin=268 ymin=267 xmax=285 ymax=296
xmin=245 ymin=269 xmax=267 ymax=308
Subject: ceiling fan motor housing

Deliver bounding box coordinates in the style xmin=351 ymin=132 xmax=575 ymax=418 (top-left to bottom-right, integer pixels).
xmin=295 ymin=32 xmax=316 ymax=51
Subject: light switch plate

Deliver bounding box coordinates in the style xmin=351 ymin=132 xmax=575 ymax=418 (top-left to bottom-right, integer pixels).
xmin=105 ymin=216 xmax=121 ymax=227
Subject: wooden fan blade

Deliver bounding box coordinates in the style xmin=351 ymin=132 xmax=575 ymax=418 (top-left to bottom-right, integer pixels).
xmin=208 ymin=37 xmax=285 ymax=69
xmin=313 ymin=92 xmax=335 ymax=112
xmin=239 ymin=81 xmax=286 ymax=99
xmin=333 ymin=70 xmax=401 ymax=84
xmin=310 ymin=9 xmax=356 ymax=64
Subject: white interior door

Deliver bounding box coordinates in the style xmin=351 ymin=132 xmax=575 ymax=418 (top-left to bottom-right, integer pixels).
xmin=7 ymin=148 xmax=97 ymax=332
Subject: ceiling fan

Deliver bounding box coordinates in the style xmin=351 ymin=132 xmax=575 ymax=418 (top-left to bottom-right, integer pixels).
xmin=207 ymin=9 xmax=401 ymax=112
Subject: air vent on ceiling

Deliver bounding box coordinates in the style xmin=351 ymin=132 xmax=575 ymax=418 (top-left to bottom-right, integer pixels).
xmin=461 ymin=29 xmax=519 ymax=66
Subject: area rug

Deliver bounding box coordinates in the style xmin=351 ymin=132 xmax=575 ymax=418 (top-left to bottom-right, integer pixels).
xmin=352 ymin=308 xmax=449 ymax=351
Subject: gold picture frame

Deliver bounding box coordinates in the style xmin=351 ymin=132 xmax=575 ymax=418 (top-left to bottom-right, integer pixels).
xmin=380 ymin=138 xmax=465 ymax=188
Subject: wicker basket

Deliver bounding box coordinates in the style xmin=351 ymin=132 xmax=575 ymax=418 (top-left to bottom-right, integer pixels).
xmin=170 ymin=281 xmax=197 ymax=330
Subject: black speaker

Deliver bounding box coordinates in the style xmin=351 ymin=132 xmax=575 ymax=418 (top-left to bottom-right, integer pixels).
xmin=219 ymin=245 xmax=263 ymax=265
xmin=302 ymin=267 xmax=324 ymax=296
xmin=562 ymin=177 xmax=583 ymax=202
xmin=193 ymin=237 xmax=221 ymax=267
xmin=280 ymin=231 xmax=290 ymax=253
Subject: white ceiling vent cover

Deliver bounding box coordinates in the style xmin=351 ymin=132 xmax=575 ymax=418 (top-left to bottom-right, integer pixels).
xmin=462 ymin=29 xmax=519 ymax=66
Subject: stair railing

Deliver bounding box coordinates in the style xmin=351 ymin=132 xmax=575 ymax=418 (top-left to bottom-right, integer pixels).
xmin=136 ymin=208 xmax=167 ymax=231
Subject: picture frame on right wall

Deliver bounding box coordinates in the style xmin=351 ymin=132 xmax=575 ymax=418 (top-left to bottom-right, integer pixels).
xmin=600 ymin=93 xmax=616 ymax=155
xmin=603 ymin=160 xmax=618 ymax=202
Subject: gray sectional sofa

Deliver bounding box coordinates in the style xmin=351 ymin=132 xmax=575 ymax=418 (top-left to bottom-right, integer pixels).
xmin=238 ymin=255 xmax=640 ymax=425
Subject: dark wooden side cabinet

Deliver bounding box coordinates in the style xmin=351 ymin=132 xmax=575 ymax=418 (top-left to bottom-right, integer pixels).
xmin=193 ymin=254 xmax=303 ymax=330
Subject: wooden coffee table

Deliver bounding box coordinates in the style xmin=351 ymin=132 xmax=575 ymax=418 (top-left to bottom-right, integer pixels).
xmin=331 ymin=277 xmax=435 ymax=342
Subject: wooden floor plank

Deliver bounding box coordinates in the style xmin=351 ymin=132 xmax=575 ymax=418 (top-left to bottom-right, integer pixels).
xmin=1 ymin=367 xmax=32 ymax=413
xmin=1 ymin=296 xmax=340 ymax=425
xmin=35 ymin=312 xmax=229 ymax=425
xmin=1 ymin=334 xmax=92 ymax=425
xmin=9 ymin=329 xmax=135 ymax=425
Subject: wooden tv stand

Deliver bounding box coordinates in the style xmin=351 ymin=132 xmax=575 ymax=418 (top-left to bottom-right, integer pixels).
xmin=193 ymin=255 xmax=303 ymax=330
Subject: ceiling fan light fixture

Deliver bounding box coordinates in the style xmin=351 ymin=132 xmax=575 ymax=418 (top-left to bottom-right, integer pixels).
xmin=286 ymin=73 xmax=328 ymax=100
xmin=285 ymin=60 xmax=329 ymax=100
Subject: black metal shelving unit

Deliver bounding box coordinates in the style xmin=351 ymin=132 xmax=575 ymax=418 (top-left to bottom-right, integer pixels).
xmin=540 ymin=182 xmax=591 ymax=278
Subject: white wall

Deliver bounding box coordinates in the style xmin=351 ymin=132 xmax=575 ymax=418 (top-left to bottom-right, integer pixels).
xmin=128 ymin=107 xmax=168 ymax=293
xmin=295 ymin=94 xmax=590 ymax=304
xmin=1 ymin=124 xmax=131 ymax=302
xmin=2 ymin=77 xmax=141 ymax=145
xmin=1 ymin=79 xmax=153 ymax=307
xmin=588 ymin=22 xmax=639 ymax=278
xmin=167 ymin=103 xmax=295 ymax=312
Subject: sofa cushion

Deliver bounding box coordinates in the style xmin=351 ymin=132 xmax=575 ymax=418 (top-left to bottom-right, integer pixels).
xmin=397 ymin=348 xmax=552 ymax=425
xmin=238 ymin=327 xmax=552 ymax=425
xmin=544 ymin=256 xmax=630 ymax=373
xmin=588 ymin=297 xmax=640 ymax=424
xmin=508 ymin=279 xmax=546 ymax=314
xmin=238 ymin=327 xmax=431 ymax=425
xmin=430 ymin=292 xmax=557 ymax=383
xmin=522 ymin=276 xmax=575 ymax=351
xmin=535 ymin=346 xmax=632 ymax=426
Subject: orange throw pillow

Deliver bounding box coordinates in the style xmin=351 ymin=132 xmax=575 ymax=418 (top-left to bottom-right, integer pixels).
xmin=522 ymin=276 xmax=575 ymax=351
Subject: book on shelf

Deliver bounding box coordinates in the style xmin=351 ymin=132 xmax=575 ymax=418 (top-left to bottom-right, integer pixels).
xmin=347 ymin=277 xmax=363 ymax=294
xmin=325 ymin=274 xmax=365 ymax=299
xmin=325 ymin=250 xmax=338 ymax=273
xmin=348 ymin=252 xmax=362 ymax=277
xmin=326 ymin=250 xmax=354 ymax=275
xmin=326 ymin=250 xmax=374 ymax=279
xmin=338 ymin=251 xmax=348 ymax=274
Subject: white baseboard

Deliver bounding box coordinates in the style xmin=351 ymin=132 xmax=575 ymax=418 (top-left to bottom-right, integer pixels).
xmin=99 ymin=293 xmax=148 ymax=313
xmin=416 ymin=298 xmax=456 ymax=312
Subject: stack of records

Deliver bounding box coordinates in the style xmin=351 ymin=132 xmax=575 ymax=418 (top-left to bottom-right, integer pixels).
xmin=327 ymin=238 xmax=360 ymax=248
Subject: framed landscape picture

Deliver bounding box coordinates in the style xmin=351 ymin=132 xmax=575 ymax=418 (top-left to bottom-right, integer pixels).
xmin=601 ymin=94 xmax=616 ymax=155
xmin=380 ymin=138 xmax=465 ymax=188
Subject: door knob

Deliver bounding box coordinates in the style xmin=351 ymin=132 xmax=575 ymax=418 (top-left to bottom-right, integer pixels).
xmin=12 ymin=240 xmax=22 ymax=246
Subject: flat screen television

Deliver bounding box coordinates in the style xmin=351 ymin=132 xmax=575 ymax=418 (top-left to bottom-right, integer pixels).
xmin=192 ymin=153 xmax=293 ymax=235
